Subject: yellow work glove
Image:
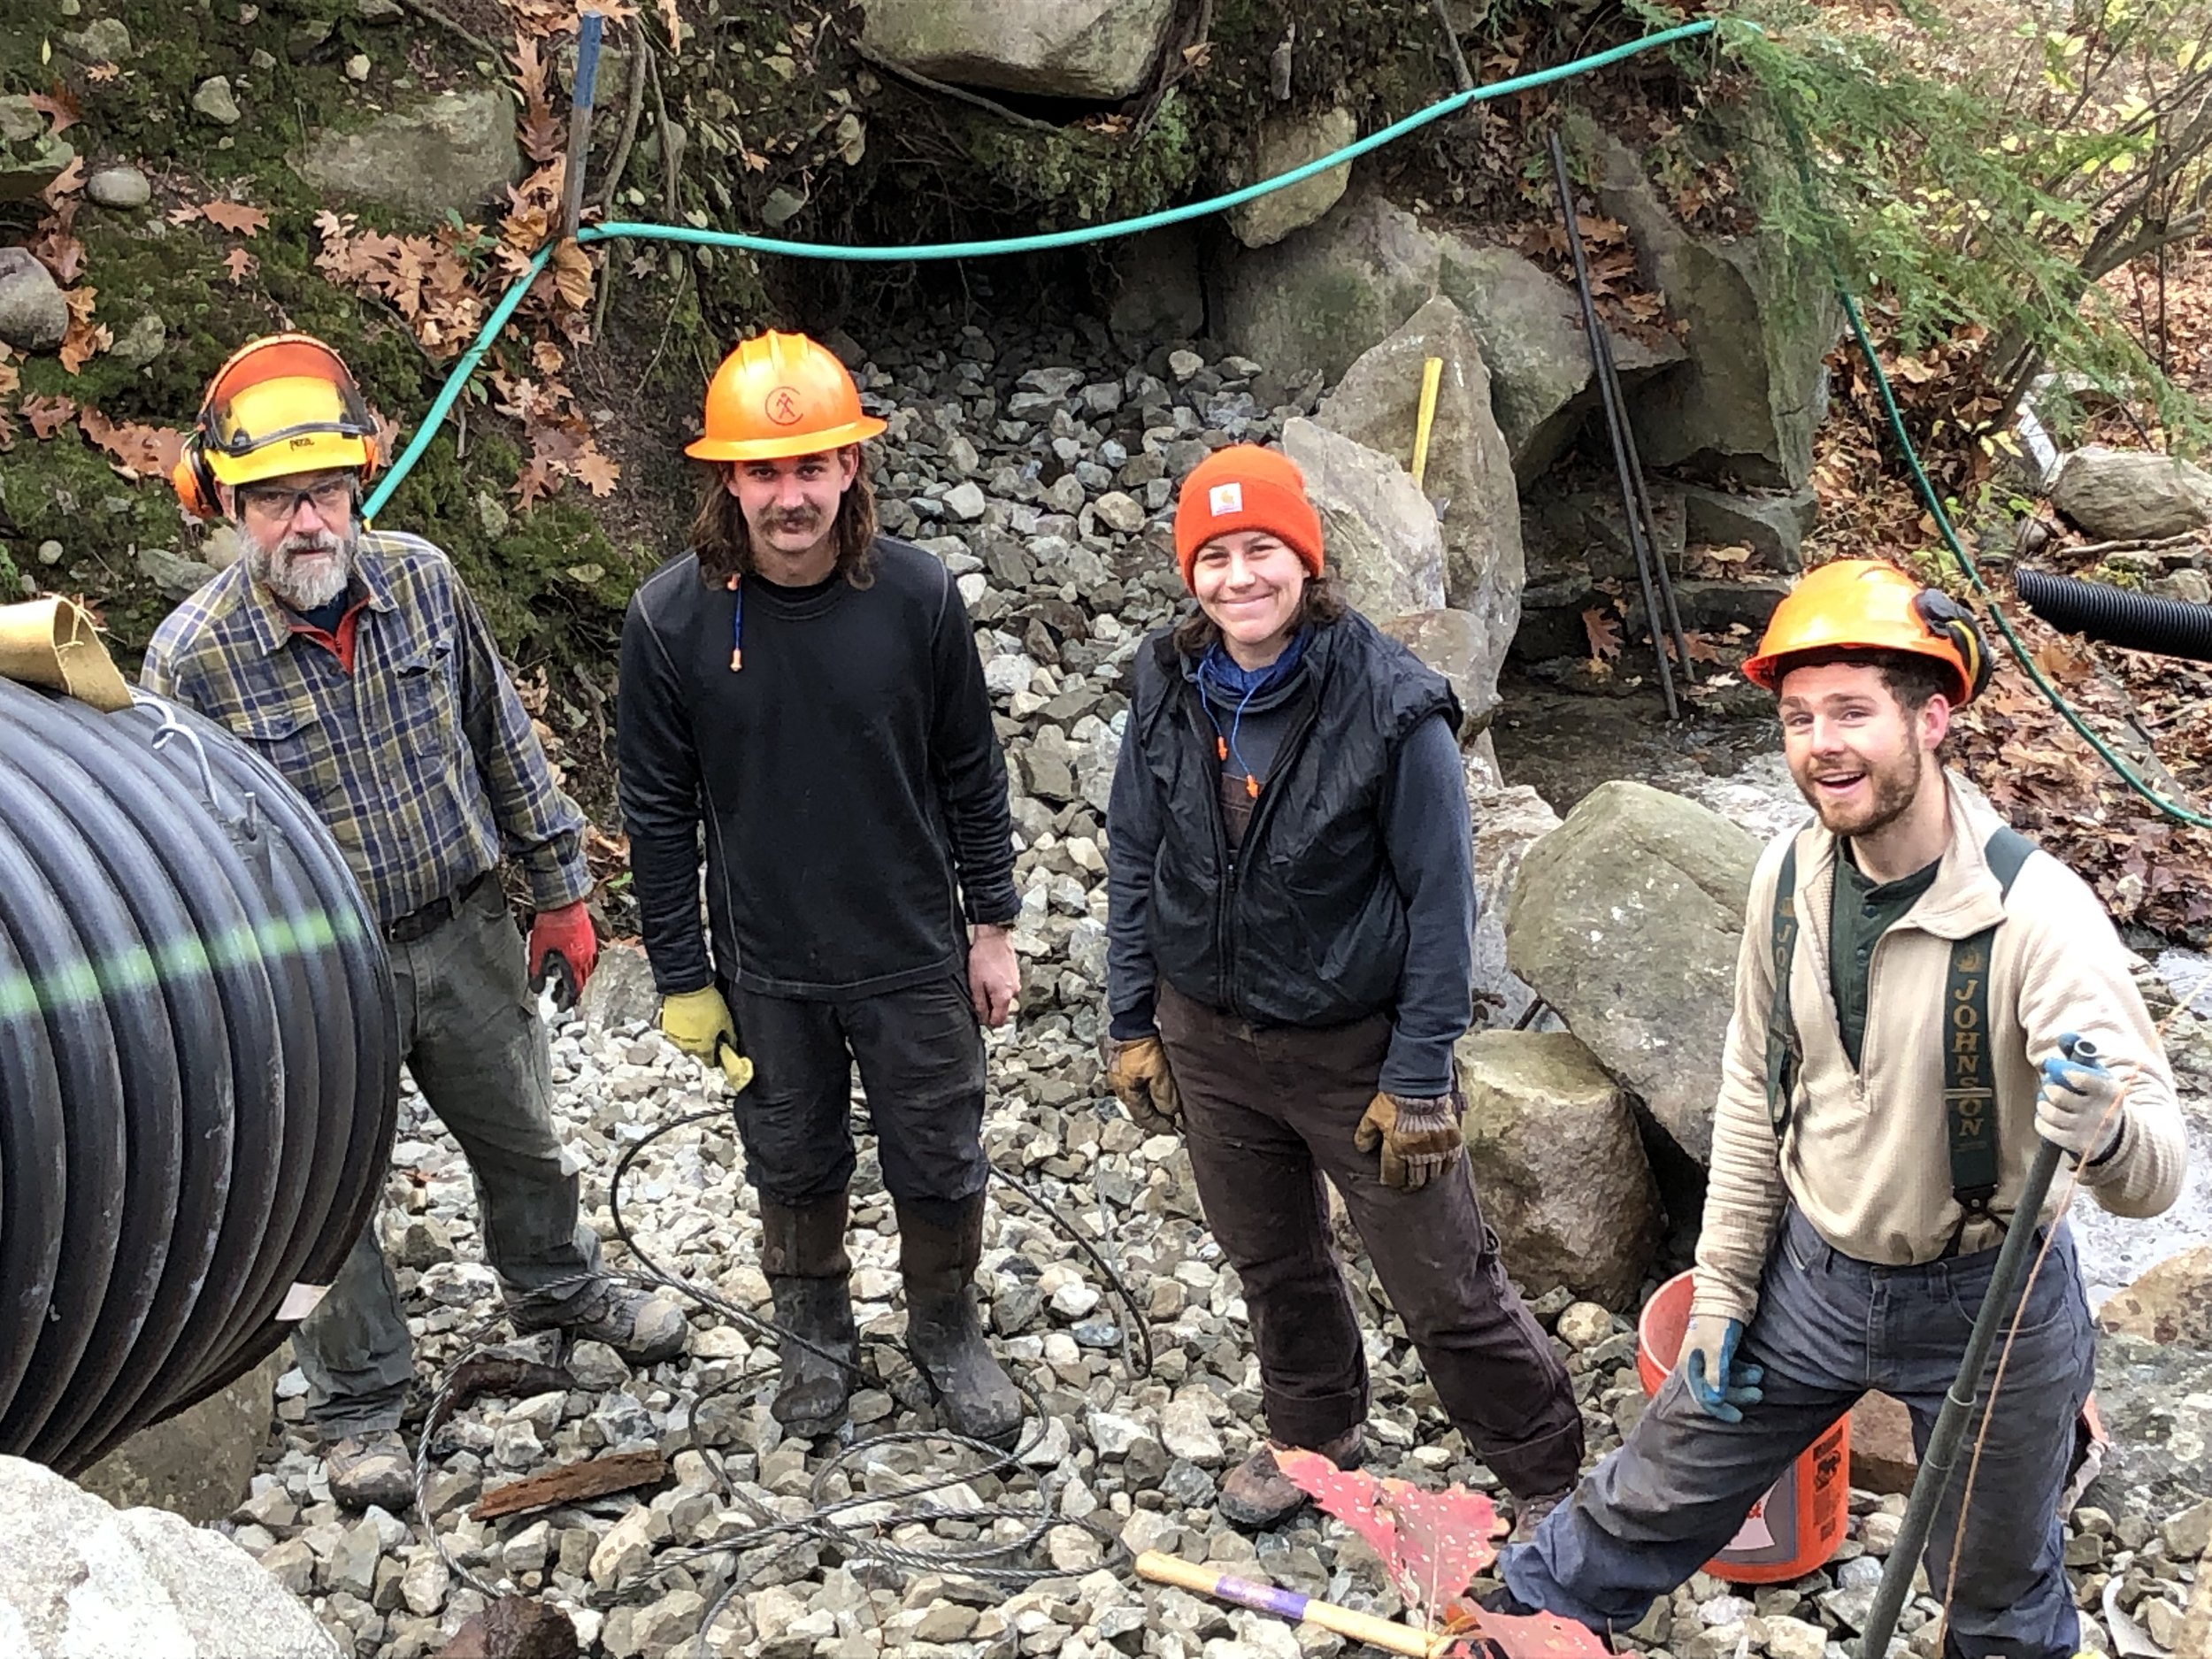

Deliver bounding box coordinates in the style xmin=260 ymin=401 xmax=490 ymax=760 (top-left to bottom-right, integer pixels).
xmin=658 ymin=987 xmax=755 ymax=1093
xmin=1352 ymin=1092 xmax=1464 ymax=1191
xmin=1102 ymin=1034 xmax=1181 ymax=1134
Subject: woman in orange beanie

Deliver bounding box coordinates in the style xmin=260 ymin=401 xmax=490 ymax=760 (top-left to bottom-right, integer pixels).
xmin=1101 ymin=443 xmax=1582 ymax=1535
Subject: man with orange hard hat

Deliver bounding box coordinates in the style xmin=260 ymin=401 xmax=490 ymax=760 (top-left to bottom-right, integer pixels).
xmin=618 ymin=332 xmax=1025 ymax=1447
xmin=1488 ymin=559 xmax=2187 ymax=1655
xmin=143 ymin=334 xmax=689 ymax=1512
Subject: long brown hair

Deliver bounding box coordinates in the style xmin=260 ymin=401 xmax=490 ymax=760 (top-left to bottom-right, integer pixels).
xmin=689 ymin=449 xmax=879 ymax=588
xmin=1171 ymin=573 xmax=1348 ymax=657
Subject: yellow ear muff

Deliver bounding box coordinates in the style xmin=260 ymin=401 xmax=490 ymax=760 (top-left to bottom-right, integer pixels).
xmin=1914 ymin=588 xmax=1993 ymax=704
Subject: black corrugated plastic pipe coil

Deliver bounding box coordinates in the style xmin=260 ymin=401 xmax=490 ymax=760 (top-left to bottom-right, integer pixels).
xmin=0 ymin=673 xmax=399 ymax=1474
xmin=2014 ymin=565 xmax=2212 ymax=664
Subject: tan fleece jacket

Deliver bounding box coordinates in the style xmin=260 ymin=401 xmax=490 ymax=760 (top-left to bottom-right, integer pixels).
xmin=1691 ymin=772 xmax=2188 ymax=1325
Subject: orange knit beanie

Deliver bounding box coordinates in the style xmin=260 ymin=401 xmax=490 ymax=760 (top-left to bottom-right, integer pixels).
xmin=1172 ymin=444 xmax=1325 ymax=588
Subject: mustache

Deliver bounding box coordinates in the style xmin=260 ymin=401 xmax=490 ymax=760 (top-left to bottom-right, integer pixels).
xmin=278 ymin=530 xmax=344 ymax=557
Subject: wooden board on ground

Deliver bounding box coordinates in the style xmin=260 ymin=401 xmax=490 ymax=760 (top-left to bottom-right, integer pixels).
xmin=472 ymin=1448 xmax=668 ymax=1521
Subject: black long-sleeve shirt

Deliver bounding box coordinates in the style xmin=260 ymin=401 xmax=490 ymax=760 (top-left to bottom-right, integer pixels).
xmin=618 ymin=538 xmax=1019 ymax=1000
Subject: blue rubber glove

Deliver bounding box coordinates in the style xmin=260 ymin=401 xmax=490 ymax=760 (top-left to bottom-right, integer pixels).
xmin=1681 ymin=1314 xmax=1765 ymax=1424
xmin=2036 ymin=1032 xmax=2122 ymax=1163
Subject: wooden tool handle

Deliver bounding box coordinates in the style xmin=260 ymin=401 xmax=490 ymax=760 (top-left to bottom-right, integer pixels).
xmin=1133 ymin=1551 xmax=1441 ymax=1658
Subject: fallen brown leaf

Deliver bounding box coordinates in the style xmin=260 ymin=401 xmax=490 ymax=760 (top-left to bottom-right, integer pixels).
xmin=573 ymin=443 xmax=619 ymax=495
xmin=28 ymin=87 xmax=82 ymax=135
xmin=201 ymin=200 xmax=270 ymax=236
xmin=58 ymin=319 xmax=112 ymax=375
xmin=1582 ymin=605 xmax=1623 ymax=663
xmin=23 ymin=395 xmax=77 ymax=438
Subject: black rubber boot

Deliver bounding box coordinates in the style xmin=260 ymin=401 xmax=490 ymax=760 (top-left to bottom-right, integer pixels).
xmin=761 ymin=1190 xmax=857 ymax=1438
xmin=895 ymin=1195 xmax=1023 ymax=1448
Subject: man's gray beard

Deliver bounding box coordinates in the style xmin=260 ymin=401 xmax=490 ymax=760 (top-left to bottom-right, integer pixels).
xmin=250 ymin=526 xmax=355 ymax=611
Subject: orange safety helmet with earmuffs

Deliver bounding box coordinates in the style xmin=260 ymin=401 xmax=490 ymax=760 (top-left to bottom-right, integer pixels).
xmin=171 ymin=334 xmax=382 ymax=520
xmin=1742 ymin=557 xmax=1993 ymax=707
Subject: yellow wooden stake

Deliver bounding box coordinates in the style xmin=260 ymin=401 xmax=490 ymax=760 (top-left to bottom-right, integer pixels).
xmin=1409 ymin=356 xmax=1444 ymax=491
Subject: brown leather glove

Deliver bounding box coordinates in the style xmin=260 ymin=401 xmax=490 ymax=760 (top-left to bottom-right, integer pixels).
xmin=1103 ymin=1034 xmax=1182 ymax=1134
xmin=1353 ymin=1092 xmax=1463 ymax=1191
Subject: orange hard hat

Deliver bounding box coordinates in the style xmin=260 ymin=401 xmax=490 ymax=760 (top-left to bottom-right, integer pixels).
xmin=687 ymin=331 xmax=887 ymax=463
xmin=1743 ymin=557 xmax=1991 ymax=706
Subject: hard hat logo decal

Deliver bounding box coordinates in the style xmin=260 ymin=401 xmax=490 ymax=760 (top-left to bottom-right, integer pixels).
xmin=765 ymin=387 xmax=804 ymax=426
xmin=1209 ymin=482 xmax=1242 ymax=517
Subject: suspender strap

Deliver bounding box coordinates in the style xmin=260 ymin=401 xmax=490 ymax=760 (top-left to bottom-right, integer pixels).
xmin=1763 ymin=841 xmax=1803 ymax=1140
xmin=1944 ymin=826 xmax=2035 ymax=1247
xmin=1763 ymin=825 xmax=2039 ymax=1231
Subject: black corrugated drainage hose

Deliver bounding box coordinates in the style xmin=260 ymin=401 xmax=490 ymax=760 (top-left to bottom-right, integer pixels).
xmin=0 ymin=674 xmax=399 ymax=1473
xmin=2014 ymin=565 xmax=2212 ymax=664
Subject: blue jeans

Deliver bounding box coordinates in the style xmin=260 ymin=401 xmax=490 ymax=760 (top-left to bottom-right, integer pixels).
xmin=1502 ymin=1207 xmax=2094 ymax=1659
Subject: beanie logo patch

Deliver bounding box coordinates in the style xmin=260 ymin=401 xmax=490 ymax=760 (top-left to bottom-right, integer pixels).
xmin=1208 ymin=482 xmax=1242 ymax=517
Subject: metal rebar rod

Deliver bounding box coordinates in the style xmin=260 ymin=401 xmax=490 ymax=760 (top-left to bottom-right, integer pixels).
xmin=1548 ymin=131 xmax=1678 ymax=719
xmin=1855 ymin=1137 xmax=2065 ymax=1659
xmin=1595 ymin=323 xmax=1698 ymax=684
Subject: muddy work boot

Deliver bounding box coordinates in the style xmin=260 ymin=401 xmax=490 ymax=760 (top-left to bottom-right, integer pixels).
xmin=548 ymin=1282 xmax=690 ymax=1366
xmin=324 ymin=1427 xmax=416 ymax=1513
xmin=1217 ymin=1425 xmax=1365 ymax=1531
xmin=895 ymin=1195 xmax=1023 ymax=1448
xmin=762 ymin=1190 xmax=859 ymax=1438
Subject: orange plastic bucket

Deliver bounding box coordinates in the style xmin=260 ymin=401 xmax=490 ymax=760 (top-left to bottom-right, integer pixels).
xmin=1637 ymin=1270 xmax=1851 ymax=1584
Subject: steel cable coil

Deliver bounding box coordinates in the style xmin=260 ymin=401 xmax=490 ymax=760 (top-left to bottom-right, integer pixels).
xmin=0 ymin=672 xmax=398 ymax=1473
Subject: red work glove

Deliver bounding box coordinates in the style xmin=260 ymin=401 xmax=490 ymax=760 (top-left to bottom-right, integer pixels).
xmin=527 ymin=900 xmax=597 ymax=1007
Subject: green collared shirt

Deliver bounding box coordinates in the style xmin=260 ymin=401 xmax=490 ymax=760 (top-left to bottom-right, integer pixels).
xmin=1828 ymin=844 xmax=1941 ymax=1071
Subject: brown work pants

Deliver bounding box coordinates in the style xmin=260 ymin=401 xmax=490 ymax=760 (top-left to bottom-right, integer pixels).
xmin=1157 ymin=983 xmax=1586 ymax=1499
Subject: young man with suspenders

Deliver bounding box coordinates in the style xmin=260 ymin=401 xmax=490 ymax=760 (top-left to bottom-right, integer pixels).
xmin=1490 ymin=559 xmax=2187 ymax=1656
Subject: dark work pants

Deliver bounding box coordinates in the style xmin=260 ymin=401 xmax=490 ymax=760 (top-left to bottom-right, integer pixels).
xmin=295 ymin=878 xmax=601 ymax=1435
xmin=727 ymin=971 xmax=989 ymax=1216
xmin=1156 ymin=983 xmax=1586 ymax=1500
xmin=1502 ymin=1206 xmax=2093 ymax=1658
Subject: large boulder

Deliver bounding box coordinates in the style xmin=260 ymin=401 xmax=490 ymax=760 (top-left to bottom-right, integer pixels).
xmin=1212 ymin=191 xmax=1440 ymax=390
xmin=2097 ymin=1244 xmax=2212 ymax=1348
xmin=2084 ymin=1332 xmax=2212 ymax=1533
xmin=0 ymin=1455 xmax=342 ymax=1656
xmin=2050 ymin=447 xmax=2212 ymax=542
xmin=1225 ymin=106 xmax=1357 ymax=250
xmin=1466 ymin=780 xmax=1560 ymax=1029
xmin=76 ymin=1349 xmax=282 ymax=1524
xmin=1212 ymin=189 xmax=1673 ymax=476
xmin=1455 ymin=1030 xmax=1663 ymax=1310
xmin=1504 ymin=781 xmax=1761 ymax=1164
xmin=1591 ymin=132 xmax=1839 ymax=489
xmin=1381 ymin=610 xmax=1499 ymax=741
xmin=1679 ymin=480 xmax=1817 ymax=572
xmin=1279 ymin=418 xmax=1446 ymax=622
xmin=1317 ymin=296 xmax=1524 ymax=677
xmin=1434 ymin=237 xmax=1683 ymax=482
xmin=860 ymin=0 xmax=1177 ymax=100
xmin=293 ymin=88 xmax=519 ymax=223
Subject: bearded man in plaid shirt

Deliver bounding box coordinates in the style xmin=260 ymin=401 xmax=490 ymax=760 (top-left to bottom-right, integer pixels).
xmin=142 ymin=334 xmax=687 ymax=1511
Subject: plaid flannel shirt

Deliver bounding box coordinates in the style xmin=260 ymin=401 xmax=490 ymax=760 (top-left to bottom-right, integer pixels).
xmin=142 ymin=529 xmax=591 ymax=928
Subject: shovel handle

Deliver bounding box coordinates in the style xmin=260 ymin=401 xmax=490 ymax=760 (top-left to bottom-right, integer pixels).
xmin=1134 ymin=1552 xmax=1443 ymax=1657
